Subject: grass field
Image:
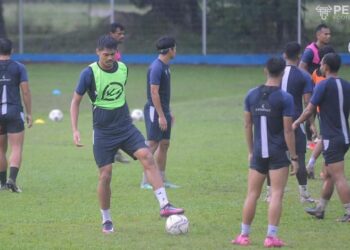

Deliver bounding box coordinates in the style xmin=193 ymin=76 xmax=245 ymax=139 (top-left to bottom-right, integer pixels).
xmin=0 ymin=63 xmax=350 ymax=249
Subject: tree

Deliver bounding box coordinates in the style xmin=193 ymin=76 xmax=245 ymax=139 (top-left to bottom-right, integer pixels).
xmin=0 ymin=0 xmax=6 ymax=38
xmin=130 ymin=0 xmax=201 ymax=33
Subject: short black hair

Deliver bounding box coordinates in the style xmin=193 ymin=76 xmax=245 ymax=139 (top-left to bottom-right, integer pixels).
xmin=322 ymin=53 xmax=341 ymax=73
xmin=318 ymin=45 xmax=335 ymax=60
xmin=284 ymin=41 xmax=301 ymax=60
xmin=266 ymin=57 xmax=286 ymax=77
xmin=315 ymin=23 xmax=329 ymax=33
xmin=110 ymin=22 xmax=125 ymax=33
xmin=96 ymin=35 xmax=117 ymax=50
xmin=0 ymin=38 xmax=12 ymax=55
xmin=156 ymin=36 xmax=176 ymax=54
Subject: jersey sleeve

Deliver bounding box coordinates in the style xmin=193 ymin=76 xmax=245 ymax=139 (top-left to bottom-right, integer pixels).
xmin=282 ymin=92 xmax=295 ymax=117
xmin=16 ymin=62 xmax=29 ymax=83
xmin=149 ymin=62 xmax=162 ymax=86
xmin=301 ymin=49 xmax=314 ymax=65
xmin=75 ymin=67 xmax=93 ymax=95
xmin=310 ymin=81 xmax=326 ymax=106
xmin=301 ymin=70 xmax=314 ymax=94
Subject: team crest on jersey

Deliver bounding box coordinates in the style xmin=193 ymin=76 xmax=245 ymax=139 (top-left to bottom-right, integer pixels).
xmin=101 ymin=82 xmax=124 ymax=101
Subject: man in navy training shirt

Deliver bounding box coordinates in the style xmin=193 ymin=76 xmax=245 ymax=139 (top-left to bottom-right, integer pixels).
xmin=232 ymin=57 xmax=299 ymax=247
xmin=293 ymin=53 xmax=350 ymax=222
xmin=0 ymin=38 xmax=32 ymax=193
xmin=70 ymin=35 xmax=184 ymax=234
xmin=141 ymin=36 xmax=180 ymax=189
xmin=265 ymin=42 xmax=314 ymax=203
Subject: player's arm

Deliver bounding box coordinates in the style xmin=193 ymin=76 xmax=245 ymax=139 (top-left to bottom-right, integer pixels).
xmin=303 ymin=92 xmax=317 ymax=136
xmin=298 ymin=49 xmax=313 ymax=73
xmin=244 ymin=111 xmax=253 ymax=162
xmin=298 ymin=61 xmax=309 ymax=72
xmin=293 ymin=102 xmax=316 ymax=130
xmin=150 ymin=84 xmax=167 ymax=131
xmin=20 ymin=81 xmax=32 ymax=128
xmin=283 ymin=116 xmax=299 ymax=175
xmin=70 ymin=92 xmax=84 ymax=147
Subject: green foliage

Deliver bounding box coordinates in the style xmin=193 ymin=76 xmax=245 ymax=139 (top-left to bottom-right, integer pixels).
xmin=0 ymin=63 xmax=350 ymax=249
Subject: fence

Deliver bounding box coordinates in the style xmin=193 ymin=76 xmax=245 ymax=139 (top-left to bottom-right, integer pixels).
xmin=2 ymin=0 xmax=350 ymax=62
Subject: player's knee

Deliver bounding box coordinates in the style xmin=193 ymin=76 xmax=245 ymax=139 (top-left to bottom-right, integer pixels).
xmin=159 ymin=141 xmax=170 ymax=151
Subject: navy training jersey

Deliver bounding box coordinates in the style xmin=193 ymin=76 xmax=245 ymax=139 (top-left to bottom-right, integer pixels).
xmin=244 ymin=85 xmax=294 ymax=158
xmin=301 ymin=47 xmax=319 ymax=74
xmin=281 ymin=65 xmax=313 ymax=119
xmin=75 ymin=62 xmax=132 ymax=134
xmin=0 ymin=59 xmax=28 ymax=115
xmin=146 ymin=58 xmax=171 ymax=113
xmin=311 ymin=77 xmax=350 ymax=143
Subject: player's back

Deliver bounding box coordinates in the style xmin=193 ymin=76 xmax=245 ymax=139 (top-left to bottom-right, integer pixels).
xmin=281 ymin=65 xmax=313 ymax=118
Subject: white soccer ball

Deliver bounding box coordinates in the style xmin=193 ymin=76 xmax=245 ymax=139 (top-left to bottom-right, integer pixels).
xmin=348 ymin=41 xmax=350 ymax=53
xmin=130 ymin=109 xmax=144 ymax=122
xmin=165 ymin=215 xmax=189 ymax=235
xmin=49 ymin=109 xmax=63 ymax=122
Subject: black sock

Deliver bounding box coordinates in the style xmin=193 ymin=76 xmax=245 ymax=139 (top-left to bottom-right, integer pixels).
xmin=0 ymin=170 xmax=6 ymax=185
xmin=9 ymin=167 xmax=19 ymax=182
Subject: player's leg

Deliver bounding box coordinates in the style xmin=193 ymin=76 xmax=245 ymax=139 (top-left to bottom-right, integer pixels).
xmin=265 ymin=166 xmax=289 ymax=247
xmin=296 ymin=153 xmax=314 ymax=203
xmin=134 ymin=147 xmax=184 ymax=217
xmin=6 ymin=131 xmax=24 ymax=193
xmin=232 ymin=168 xmax=265 ymax=246
xmin=305 ymin=166 xmax=333 ymax=219
xmin=306 ymin=138 xmax=323 ymax=179
xmin=0 ymin=133 xmax=8 ymax=190
xmin=155 ymin=139 xmax=178 ymax=188
xmin=123 ymin=127 xmax=184 ymax=216
xmin=140 ymin=140 xmax=158 ymax=189
xmin=232 ymin=157 xmax=267 ymax=246
xmin=326 ymin=160 xmax=350 ymax=222
xmin=97 ymin=164 xmax=114 ymax=233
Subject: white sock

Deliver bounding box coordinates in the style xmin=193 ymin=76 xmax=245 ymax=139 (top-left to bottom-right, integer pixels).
xmin=154 ymin=187 xmax=169 ymax=208
xmin=299 ymin=185 xmax=309 ymax=196
xmin=318 ymin=198 xmax=329 ymax=211
xmin=141 ymin=172 xmax=148 ymax=185
xmin=100 ymin=209 xmax=112 ymax=223
xmin=267 ymin=224 xmax=278 ymax=237
xmin=241 ymin=223 xmax=250 ymax=236
xmin=343 ymin=203 xmax=350 ymax=215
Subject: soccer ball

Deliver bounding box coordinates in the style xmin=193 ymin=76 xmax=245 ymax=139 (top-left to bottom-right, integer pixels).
xmin=49 ymin=109 xmax=63 ymax=122
xmin=130 ymin=109 xmax=144 ymax=122
xmin=165 ymin=215 xmax=189 ymax=235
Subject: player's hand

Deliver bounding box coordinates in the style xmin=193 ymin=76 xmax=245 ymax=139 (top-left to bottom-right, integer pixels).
xmin=26 ymin=114 xmax=33 ymax=128
xmin=292 ymin=121 xmax=299 ymax=130
xmin=290 ymin=160 xmax=299 ymax=176
xmin=73 ymin=130 xmax=84 ymax=147
xmin=310 ymin=123 xmax=318 ymax=139
xmin=248 ymin=153 xmax=252 ymax=164
xmin=158 ymin=116 xmax=167 ymax=131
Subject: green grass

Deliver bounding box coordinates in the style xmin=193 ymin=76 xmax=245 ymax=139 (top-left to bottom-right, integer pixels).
xmin=0 ymin=63 xmax=350 ymax=249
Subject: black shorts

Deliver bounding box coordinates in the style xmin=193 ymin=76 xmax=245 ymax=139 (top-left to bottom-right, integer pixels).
xmin=93 ymin=125 xmax=147 ymax=167
xmin=144 ymin=105 xmax=171 ymax=141
xmin=250 ymin=151 xmax=290 ymax=174
xmin=322 ymin=137 xmax=350 ymax=165
xmin=0 ymin=111 xmax=25 ymax=135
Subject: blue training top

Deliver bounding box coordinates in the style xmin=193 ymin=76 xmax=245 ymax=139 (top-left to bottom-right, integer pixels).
xmin=244 ymin=85 xmax=294 ymax=158
xmin=0 ymin=59 xmax=28 ymax=115
xmin=146 ymin=58 xmax=171 ymax=113
xmin=311 ymin=77 xmax=350 ymax=143
xmin=281 ymin=65 xmax=313 ymax=119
